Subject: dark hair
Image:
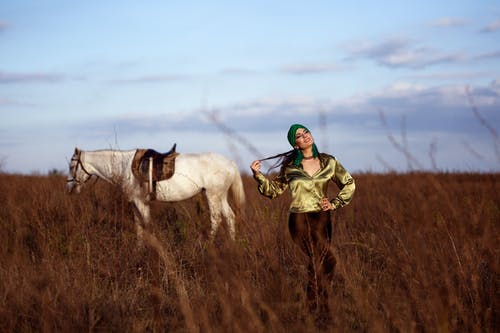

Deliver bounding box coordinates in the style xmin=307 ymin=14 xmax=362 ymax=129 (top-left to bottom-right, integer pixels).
xmin=260 ymin=149 xmax=297 ymax=175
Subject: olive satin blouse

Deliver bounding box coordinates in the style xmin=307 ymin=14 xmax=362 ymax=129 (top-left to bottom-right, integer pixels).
xmin=254 ymin=153 xmax=355 ymax=213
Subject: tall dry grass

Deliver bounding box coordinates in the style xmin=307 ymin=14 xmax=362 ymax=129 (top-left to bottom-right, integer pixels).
xmin=0 ymin=171 xmax=498 ymax=332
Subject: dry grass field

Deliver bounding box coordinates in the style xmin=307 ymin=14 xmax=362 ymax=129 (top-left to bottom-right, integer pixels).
xmin=0 ymin=171 xmax=498 ymax=332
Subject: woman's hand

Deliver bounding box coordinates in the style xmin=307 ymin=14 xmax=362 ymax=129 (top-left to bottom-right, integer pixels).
xmin=250 ymin=160 xmax=262 ymax=176
xmin=321 ymin=197 xmax=334 ymax=211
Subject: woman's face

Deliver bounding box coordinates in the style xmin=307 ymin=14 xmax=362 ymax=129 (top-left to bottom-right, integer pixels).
xmin=294 ymin=128 xmax=314 ymax=149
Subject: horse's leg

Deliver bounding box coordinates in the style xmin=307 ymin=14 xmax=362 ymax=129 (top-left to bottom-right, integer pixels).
xmin=205 ymin=192 xmax=223 ymax=240
xmin=220 ymin=195 xmax=236 ymax=240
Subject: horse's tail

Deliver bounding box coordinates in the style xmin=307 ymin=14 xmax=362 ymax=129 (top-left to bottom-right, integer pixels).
xmin=230 ymin=167 xmax=246 ymax=214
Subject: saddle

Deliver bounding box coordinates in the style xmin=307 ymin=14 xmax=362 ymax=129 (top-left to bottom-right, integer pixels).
xmin=131 ymin=144 xmax=179 ymax=198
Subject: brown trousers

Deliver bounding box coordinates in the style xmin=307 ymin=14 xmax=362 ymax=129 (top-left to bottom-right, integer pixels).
xmin=288 ymin=211 xmax=336 ymax=312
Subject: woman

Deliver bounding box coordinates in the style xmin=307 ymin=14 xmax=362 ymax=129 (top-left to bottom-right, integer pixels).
xmin=250 ymin=123 xmax=355 ymax=314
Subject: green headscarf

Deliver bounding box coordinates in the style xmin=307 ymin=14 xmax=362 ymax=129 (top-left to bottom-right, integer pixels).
xmin=287 ymin=124 xmax=319 ymax=166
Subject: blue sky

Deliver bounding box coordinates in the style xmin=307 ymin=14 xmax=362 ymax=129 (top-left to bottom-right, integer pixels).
xmin=1 ymin=0 xmax=499 ymax=174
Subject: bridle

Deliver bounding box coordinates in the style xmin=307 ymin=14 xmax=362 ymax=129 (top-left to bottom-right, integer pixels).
xmin=67 ymin=150 xmax=93 ymax=187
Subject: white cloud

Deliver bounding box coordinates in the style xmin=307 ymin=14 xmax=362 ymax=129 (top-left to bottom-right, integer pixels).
xmin=429 ymin=17 xmax=469 ymax=28
xmin=480 ymin=19 xmax=500 ymax=33
xmin=0 ymin=71 xmax=66 ymax=84
xmin=362 ymin=82 xmax=500 ymax=112
xmin=344 ymin=37 xmax=463 ymax=69
xmin=0 ymin=97 xmax=33 ymax=106
xmin=109 ymin=74 xmax=190 ymax=84
xmin=0 ymin=97 xmax=12 ymax=106
xmin=474 ymin=50 xmax=500 ymax=60
xmin=210 ymin=94 xmax=329 ymax=118
xmin=403 ymin=71 xmax=490 ymax=81
xmin=5 ymin=80 xmax=499 ymax=174
xmin=219 ymin=67 xmax=259 ymax=76
xmin=491 ymin=78 xmax=500 ymax=91
xmin=280 ymin=63 xmax=349 ymax=75
xmin=383 ymin=82 xmax=426 ymax=93
xmin=72 ymin=81 xmax=499 ymax=137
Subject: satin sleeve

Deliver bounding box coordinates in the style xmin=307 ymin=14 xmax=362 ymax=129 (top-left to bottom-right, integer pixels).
xmin=254 ymin=172 xmax=289 ymax=199
xmin=330 ymin=159 xmax=356 ymax=210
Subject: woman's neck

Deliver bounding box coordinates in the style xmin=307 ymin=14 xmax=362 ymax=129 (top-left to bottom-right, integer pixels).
xmin=302 ymin=147 xmax=314 ymax=158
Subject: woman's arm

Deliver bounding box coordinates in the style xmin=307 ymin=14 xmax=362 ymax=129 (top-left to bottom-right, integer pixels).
xmin=250 ymin=160 xmax=288 ymax=199
xmin=330 ymin=159 xmax=356 ymax=210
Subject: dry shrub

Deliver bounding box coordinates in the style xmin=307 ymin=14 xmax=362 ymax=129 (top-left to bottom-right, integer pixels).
xmin=0 ymin=172 xmax=498 ymax=332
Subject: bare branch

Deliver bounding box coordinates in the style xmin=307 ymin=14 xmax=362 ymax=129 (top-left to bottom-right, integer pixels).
xmin=428 ymin=139 xmax=438 ymax=171
xmin=318 ymin=109 xmax=329 ymax=152
xmin=465 ymin=86 xmax=500 ymax=163
xmin=379 ymin=110 xmax=424 ymax=170
xmin=203 ymin=109 xmax=268 ymax=167
xmin=461 ymin=140 xmax=484 ymax=160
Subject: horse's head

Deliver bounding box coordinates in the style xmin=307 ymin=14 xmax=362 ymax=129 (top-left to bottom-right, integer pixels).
xmin=66 ymin=148 xmax=92 ymax=194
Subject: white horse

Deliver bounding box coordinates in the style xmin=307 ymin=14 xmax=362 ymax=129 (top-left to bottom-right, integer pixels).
xmin=66 ymin=147 xmax=245 ymax=240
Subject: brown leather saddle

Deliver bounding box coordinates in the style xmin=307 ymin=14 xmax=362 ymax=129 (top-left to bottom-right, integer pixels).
xmin=131 ymin=144 xmax=178 ymax=185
